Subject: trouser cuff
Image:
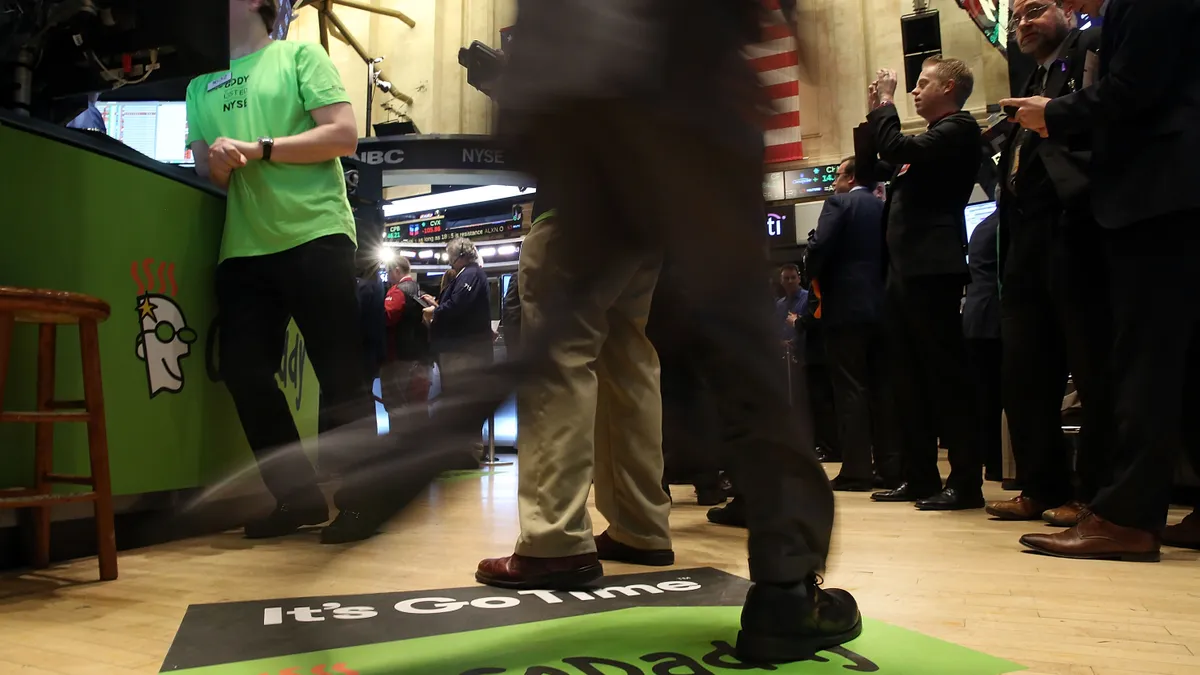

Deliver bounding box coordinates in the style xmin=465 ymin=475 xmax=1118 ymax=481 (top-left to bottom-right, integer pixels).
xmin=748 ymin=553 xmax=823 ymax=585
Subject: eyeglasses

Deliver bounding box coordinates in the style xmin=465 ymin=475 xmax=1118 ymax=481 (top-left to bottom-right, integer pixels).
xmin=1008 ymin=2 xmax=1058 ymax=32
xmin=143 ymin=321 xmax=198 ymax=345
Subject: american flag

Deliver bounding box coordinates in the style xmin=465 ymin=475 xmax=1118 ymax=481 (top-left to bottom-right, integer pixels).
xmin=747 ymin=0 xmax=803 ymax=163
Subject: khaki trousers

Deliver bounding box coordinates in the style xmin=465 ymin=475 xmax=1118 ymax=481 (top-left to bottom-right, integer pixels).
xmin=514 ymin=216 xmax=672 ymax=557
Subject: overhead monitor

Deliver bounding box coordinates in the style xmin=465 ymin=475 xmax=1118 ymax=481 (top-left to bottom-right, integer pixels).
xmin=94 ymin=101 xmax=192 ymax=165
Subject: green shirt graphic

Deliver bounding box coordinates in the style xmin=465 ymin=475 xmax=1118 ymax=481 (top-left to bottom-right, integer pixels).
xmin=185 ymin=40 xmax=356 ymax=263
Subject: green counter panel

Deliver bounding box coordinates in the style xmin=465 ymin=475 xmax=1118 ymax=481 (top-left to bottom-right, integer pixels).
xmin=0 ymin=124 xmax=318 ymax=496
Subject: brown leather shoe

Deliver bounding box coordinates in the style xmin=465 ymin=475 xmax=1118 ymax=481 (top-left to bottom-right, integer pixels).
xmin=1042 ymin=500 xmax=1089 ymax=527
xmin=985 ymin=495 xmax=1047 ymax=520
xmin=595 ymin=531 xmax=674 ymax=567
xmin=1019 ymin=513 xmax=1160 ymax=562
xmin=1163 ymin=509 xmax=1200 ymax=550
xmin=476 ymin=553 xmax=603 ymax=590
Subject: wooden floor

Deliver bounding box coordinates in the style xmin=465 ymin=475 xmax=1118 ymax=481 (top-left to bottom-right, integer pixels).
xmin=2 ymin=458 xmax=1199 ymax=675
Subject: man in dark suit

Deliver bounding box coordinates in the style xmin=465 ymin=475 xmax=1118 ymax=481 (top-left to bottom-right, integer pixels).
xmin=806 ymin=157 xmax=897 ymax=491
xmin=986 ymin=2 xmax=1115 ymax=530
xmin=860 ymin=57 xmax=985 ymax=510
xmin=962 ymin=208 xmax=1003 ymax=483
xmin=1003 ymin=0 xmax=1200 ymax=561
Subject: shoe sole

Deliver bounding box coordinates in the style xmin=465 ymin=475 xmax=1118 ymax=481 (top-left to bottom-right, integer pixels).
xmin=916 ymin=502 xmax=985 ymax=511
xmin=598 ymin=552 xmax=675 ymax=567
xmin=1019 ymin=537 xmax=1161 ymax=563
xmin=475 ymin=564 xmax=605 ymax=590
xmin=986 ymin=507 xmax=1043 ymax=520
xmin=735 ymin=618 xmax=864 ymax=663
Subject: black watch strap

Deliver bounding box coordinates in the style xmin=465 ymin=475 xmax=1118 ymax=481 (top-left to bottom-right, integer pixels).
xmin=258 ymin=137 xmax=274 ymax=162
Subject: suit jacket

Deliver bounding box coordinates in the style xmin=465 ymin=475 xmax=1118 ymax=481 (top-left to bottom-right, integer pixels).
xmin=862 ymin=106 xmax=982 ymax=279
xmin=963 ymin=211 xmax=1001 ymax=340
xmin=805 ymin=187 xmax=886 ymax=325
xmin=1044 ymin=0 xmax=1200 ymax=228
xmin=998 ymin=28 xmax=1100 ymax=277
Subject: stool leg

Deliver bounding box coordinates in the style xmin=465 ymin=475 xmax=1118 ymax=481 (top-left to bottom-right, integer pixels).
xmin=32 ymin=323 xmax=56 ymax=570
xmin=0 ymin=314 xmax=13 ymax=412
xmin=80 ymin=318 xmax=117 ymax=581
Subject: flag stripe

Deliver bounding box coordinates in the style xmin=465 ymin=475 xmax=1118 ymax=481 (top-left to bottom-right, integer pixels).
xmin=762 ymin=80 xmax=800 ymax=100
xmin=763 ymin=111 xmax=800 ymax=131
xmin=749 ymin=50 xmax=799 ymax=73
xmin=764 ymin=141 xmax=805 ymax=164
xmin=760 ymin=23 xmax=793 ymax=42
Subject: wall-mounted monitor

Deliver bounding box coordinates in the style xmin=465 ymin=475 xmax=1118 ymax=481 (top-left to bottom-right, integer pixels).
xmin=94 ymin=101 xmax=192 ymax=165
xmin=784 ymin=164 xmax=839 ymax=199
xmin=763 ymin=172 xmax=785 ymax=202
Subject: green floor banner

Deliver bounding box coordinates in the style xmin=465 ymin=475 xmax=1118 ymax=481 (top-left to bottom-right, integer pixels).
xmin=161 ymin=568 xmax=1023 ymax=675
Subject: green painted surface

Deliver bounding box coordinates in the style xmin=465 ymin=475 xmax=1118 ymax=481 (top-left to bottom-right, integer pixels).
xmin=0 ymin=124 xmax=318 ymax=496
xmin=165 ymin=607 xmax=1025 ymax=675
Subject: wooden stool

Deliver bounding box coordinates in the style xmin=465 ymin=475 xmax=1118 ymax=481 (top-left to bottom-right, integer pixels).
xmin=0 ymin=287 xmax=116 ymax=581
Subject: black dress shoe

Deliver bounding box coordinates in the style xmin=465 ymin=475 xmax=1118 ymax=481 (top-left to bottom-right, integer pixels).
xmin=815 ymin=447 xmax=841 ymax=463
xmin=737 ymin=575 xmax=863 ymax=663
xmin=870 ymin=482 xmax=937 ymax=503
xmin=320 ymin=509 xmax=381 ymax=544
xmin=707 ymin=498 xmax=746 ymax=528
xmin=915 ymin=488 xmax=985 ymax=511
xmin=244 ymin=502 xmax=328 ymax=539
xmin=696 ymin=486 xmax=728 ymax=506
xmin=830 ymin=475 xmax=874 ymax=492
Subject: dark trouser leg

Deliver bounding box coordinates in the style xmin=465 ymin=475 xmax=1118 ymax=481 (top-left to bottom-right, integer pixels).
xmin=1051 ymin=223 xmax=1115 ymax=502
xmin=216 ymin=256 xmax=324 ymax=509
xmin=276 ymin=235 xmax=379 ymax=512
xmin=1091 ymin=212 xmax=1200 ymax=531
xmin=1000 ymin=284 xmax=1072 ymax=505
xmin=868 ymin=328 xmax=904 ymax=486
xmin=825 ymin=324 xmax=874 ymax=482
xmin=966 ymin=338 xmax=1003 ymax=479
xmin=806 ymin=361 xmax=839 ymax=456
xmin=529 ymin=101 xmax=832 ymax=582
xmin=884 ymin=275 xmax=941 ymax=493
xmin=909 ymin=275 xmax=982 ymax=494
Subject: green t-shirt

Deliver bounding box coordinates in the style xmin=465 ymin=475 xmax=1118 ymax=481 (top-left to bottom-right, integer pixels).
xmin=185 ymin=40 xmax=356 ymax=263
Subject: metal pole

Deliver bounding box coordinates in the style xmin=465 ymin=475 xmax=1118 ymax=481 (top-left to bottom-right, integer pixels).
xmin=482 ymin=413 xmax=512 ymax=468
xmin=366 ymin=59 xmax=375 ymax=136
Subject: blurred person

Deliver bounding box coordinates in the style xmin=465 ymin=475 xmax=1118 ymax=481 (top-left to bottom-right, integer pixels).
xmin=478 ymin=0 xmax=862 ymax=661
xmin=382 ymin=256 xmax=433 ymax=421
xmin=985 ymin=0 xmax=1114 ymax=527
xmin=805 ymin=157 xmax=898 ymax=491
xmin=650 ymin=256 xmax=727 ymax=507
xmin=185 ymin=0 xmax=381 ymax=544
xmin=861 ymin=58 xmax=985 ymax=511
xmin=1003 ymin=0 xmax=1200 ymax=561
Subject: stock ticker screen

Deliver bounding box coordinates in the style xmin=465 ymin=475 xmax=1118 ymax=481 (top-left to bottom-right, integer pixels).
xmin=763 ymin=163 xmax=840 ymax=202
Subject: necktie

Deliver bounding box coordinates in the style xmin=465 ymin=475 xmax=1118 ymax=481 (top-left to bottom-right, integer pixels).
xmin=1008 ymin=66 xmax=1048 ymax=189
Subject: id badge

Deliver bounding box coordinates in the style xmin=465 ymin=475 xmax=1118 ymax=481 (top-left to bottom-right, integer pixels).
xmin=207 ymin=72 xmax=233 ymax=91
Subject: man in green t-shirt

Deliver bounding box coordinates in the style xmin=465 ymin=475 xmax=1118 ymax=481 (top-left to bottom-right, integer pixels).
xmin=186 ymin=0 xmax=379 ymax=545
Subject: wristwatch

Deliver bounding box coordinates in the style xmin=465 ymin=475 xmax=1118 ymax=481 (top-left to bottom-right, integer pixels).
xmin=257 ymin=136 xmax=274 ymax=162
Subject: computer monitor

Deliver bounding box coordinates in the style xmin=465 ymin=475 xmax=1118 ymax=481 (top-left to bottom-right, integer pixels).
xmin=964 ymin=201 xmax=997 ymax=247
xmin=2 ymin=1 xmax=228 ymax=122
xmin=94 ymin=101 xmax=192 ymax=165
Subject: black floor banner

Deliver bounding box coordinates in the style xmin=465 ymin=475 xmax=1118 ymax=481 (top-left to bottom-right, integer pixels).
xmin=160 ymin=567 xmax=1022 ymax=674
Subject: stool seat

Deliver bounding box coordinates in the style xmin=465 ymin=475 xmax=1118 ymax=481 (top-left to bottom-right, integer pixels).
xmin=0 ymin=285 xmax=117 ymax=580
xmin=0 ymin=286 xmax=111 ymax=324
